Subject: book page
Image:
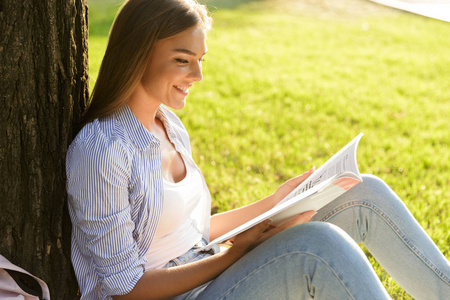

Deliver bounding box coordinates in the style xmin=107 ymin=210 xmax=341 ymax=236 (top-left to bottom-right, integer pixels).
xmin=200 ymin=173 xmax=361 ymax=251
xmin=277 ymin=133 xmax=363 ymax=206
xmin=198 ymin=133 xmax=364 ymax=252
xmin=269 ymin=173 xmax=361 ymax=226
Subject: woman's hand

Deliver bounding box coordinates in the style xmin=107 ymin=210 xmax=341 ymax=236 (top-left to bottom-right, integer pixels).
xmin=257 ymin=210 xmax=316 ymax=244
xmin=210 ymin=167 xmax=316 ymax=248
xmin=271 ymin=167 xmax=315 ymax=206
xmin=228 ymin=210 xmax=316 ymax=258
xmin=228 ymin=220 xmax=272 ymax=257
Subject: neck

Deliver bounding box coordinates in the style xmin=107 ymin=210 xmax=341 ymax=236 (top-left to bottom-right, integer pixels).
xmin=127 ymin=84 xmax=161 ymax=131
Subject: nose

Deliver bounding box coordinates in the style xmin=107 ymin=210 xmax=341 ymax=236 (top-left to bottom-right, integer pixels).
xmin=190 ymin=61 xmax=203 ymax=82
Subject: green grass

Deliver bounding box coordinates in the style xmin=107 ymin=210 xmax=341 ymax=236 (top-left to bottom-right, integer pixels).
xmin=88 ymin=0 xmax=450 ymax=298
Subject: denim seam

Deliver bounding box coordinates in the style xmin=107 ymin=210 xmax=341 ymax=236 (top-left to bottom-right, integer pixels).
xmin=171 ymin=258 xmax=181 ymax=266
xmin=320 ymin=200 xmax=450 ymax=286
xmin=218 ymin=252 xmax=356 ymax=300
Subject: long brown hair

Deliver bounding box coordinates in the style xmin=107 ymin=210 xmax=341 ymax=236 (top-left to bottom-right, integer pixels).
xmin=81 ymin=0 xmax=211 ymax=127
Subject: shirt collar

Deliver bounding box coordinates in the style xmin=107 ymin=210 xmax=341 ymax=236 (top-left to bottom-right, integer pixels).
xmin=115 ymin=104 xmax=158 ymax=151
xmin=115 ymin=104 xmax=179 ymax=151
xmin=155 ymin=106 xmax=177 ymax=142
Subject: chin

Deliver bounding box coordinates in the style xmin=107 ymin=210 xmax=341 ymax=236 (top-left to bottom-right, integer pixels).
xmin=170 ymin=101 xmax=187 ymax=110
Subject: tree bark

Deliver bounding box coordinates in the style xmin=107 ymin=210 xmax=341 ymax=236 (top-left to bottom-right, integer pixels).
xmin=0 ymin=0 xmax=88 ymax=298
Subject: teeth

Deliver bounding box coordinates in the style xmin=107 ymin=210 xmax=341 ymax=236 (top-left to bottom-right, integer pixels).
xmin=175 ymin=85 xmax=188 ymax=92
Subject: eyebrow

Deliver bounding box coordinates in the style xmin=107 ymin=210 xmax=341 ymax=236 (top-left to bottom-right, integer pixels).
xmin=172 ymin=48 xmax=207 ymax=56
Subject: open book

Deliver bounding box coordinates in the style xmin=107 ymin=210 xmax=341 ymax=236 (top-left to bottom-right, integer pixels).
xmin=199 ymin=133 xmax=364 ymax=251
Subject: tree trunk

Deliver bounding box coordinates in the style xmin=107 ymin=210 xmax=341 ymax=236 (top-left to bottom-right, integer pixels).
xmin=0 ymin=0 xmax=88 ymax=298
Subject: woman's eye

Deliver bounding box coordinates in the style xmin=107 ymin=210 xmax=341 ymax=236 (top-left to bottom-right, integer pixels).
xmin=175 ymin=58 xmax=189 ymax=64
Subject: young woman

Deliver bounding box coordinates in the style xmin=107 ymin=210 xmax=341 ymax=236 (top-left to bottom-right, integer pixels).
xmin=66 ymin=0 xmax=450 ymax=299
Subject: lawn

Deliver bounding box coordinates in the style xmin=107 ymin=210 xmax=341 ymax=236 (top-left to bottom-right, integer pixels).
xmin=87 ymin=0 xmax=450 ymax=298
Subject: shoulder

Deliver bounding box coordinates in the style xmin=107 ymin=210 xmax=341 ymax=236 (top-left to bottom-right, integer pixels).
xmin=66 ymin=116 xmax=133 ymax=176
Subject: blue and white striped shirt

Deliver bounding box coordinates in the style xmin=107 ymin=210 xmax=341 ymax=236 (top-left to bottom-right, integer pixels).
xmin=66 ymin=105 xmax=211 ymax=299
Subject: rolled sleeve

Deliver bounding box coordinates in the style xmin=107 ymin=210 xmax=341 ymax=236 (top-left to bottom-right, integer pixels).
xmin=67 ymin=130 xmax=144 ymax=298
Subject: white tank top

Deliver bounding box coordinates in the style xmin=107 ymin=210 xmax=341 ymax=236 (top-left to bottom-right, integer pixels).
xmin=144 ymin=156 xmax=204 ymax=270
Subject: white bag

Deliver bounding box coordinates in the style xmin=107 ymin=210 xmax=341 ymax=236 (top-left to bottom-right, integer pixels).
xmin=0 ymin=255 xmax=50 ymax=300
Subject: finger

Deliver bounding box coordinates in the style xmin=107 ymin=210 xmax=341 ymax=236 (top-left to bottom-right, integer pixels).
xmin=257 ymin=211 xmax=316 ymax=243
xmin=232 ymin=220 xmax=271 ymax=254
xmin=238 ymin=220 xmax=271 ymax=239
xmin=282 ymin=210 xmax=316 ymax=228
xmin=286 ymin=167 xmax=315 ymax=187
xmin=252 ymin=220 xmax=271 ymax=233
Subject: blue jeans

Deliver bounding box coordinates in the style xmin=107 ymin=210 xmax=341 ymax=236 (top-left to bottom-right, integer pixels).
xmin=171 ymin=175 xmax=450 ymax=299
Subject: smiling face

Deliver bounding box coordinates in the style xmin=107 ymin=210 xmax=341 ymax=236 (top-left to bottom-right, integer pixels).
xmin=139 ymin=26 xmax=207 ymax=110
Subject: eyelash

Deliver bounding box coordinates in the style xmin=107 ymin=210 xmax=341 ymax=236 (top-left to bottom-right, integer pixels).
xmin=175 ymin=58 xmax=205 ymax=64
xmin=175 ymin=58 xmax=189 ymax=64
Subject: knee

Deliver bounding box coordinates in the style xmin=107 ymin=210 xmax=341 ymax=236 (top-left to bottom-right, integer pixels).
xmin=359 ymin=174 xmax=392 ymax=193
xmin=342 ymin=174 xmax=397 ymax=207
xmin=293 ymin=222 xmax=355 ymax=244
xmin=274 ymin=222 xmax=360 ymax=256
xmin=286 ymin=221 xmax=343 ymax=239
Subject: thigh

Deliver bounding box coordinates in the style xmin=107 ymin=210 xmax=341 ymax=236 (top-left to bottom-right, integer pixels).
xmin=197 ymin=222 xmax=389 ymax=300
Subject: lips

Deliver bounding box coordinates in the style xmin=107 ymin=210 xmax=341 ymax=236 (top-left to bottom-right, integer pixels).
xmin=174 ymin=85 xmax=189 ymax=93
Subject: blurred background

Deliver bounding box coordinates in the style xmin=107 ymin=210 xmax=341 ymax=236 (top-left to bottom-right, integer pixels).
xmin=87 ymin=1 xmax=450 ymax=298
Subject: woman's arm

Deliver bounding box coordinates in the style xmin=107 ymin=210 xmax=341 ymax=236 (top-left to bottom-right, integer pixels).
xmin=108 ymin=160 xmax=314 ymax=299
xmin=114 ymin=210 xmax=315 ymax=300
xmin=209 ymin=168 xmax=315 ymax=241
xmin=114 ymin=221 xmax=269 ymax=300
